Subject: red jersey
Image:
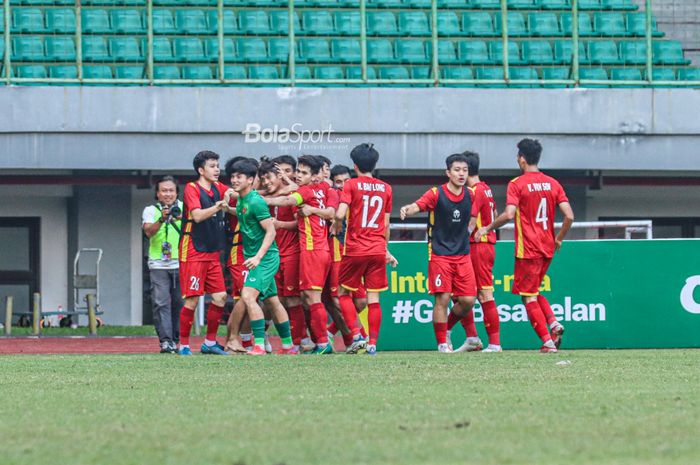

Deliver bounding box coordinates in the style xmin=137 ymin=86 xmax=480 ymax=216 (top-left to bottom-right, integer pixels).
xmin=469 ymin=181 xmax=497 ymax=244
xmin=291 ymin=183 xmax=330 ymax=252
xmin=506 ymin=171 xmax=569 ymax=259
xmin=180 ymin=181 xmax=229 ymax=262
xmin=227 ymin=197 xmax=244 ymax=266
xmin=416 ymin=183 xmax=477 ymax=216
xmin=340 ymin=176 xmax=393 ymax=256
xmin=270 ymin=203 xmax=300 ymax=258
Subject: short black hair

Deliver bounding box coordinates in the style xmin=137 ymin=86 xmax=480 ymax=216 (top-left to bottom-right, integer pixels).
xmin=317 ymin=155 xmax=332 ymax=168
xmin=231 ymin=160 xmax=258 ymax=179
xmin=445 ymin=153 xmax=468 ymax=170
xmin=193 ymin=150 xmax=220 ymax=175
xmin=297 ymin=155 xmax=323 ymax=175
xmin=225 ymin=156 xmax=248 ymax=180
xmin=258 ymin=160 xmax=278 ymax=177
xmin=272 ymin=155 xmax=296 ymax=171
xmin=154 ymin=175 xmax=179 ymax=200
xmin=330 ymin=164 xmax=352 ymax=179
xmin=517 ymin=138 xmax=542 ymax=165
xmin=350 ymin=143 xmax=379 ymax=173
xmin=462 ymin=151 xmax=480 ymax=176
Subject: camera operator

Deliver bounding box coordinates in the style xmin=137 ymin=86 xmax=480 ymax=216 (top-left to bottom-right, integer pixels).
xmin=142 ymin=176 xmax=184 ymax=353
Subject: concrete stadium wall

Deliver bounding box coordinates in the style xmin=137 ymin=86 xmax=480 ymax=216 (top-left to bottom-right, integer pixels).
xmin=634 ymin=0 xmax=700 ymax=66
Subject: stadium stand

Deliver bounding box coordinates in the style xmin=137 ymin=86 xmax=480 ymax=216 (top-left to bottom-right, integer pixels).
xmin=0 ymin=0 xmax=697 ymax=86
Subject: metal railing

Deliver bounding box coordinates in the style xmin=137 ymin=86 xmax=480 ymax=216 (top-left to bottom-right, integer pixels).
xmin=2 ymin=0 xmax=698 ymax=87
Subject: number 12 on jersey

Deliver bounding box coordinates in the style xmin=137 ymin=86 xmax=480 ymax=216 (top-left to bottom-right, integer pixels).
xmin=361 ymin=195 xmax=383 ymax=229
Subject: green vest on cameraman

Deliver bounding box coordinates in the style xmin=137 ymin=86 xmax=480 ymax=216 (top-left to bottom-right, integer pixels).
xmin=148 ymin=200 xmax=183 ymax=261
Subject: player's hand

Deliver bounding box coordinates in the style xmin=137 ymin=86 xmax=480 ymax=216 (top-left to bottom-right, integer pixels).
xmin=223 ymin=189 xmax=234 ymax=203
xmin=399 ymin=206 xmax=409 ymax=220
xmin=299 ymin=205 xmax=314 ymax=217
xmin=386 ymin=252 xmax=398 ymax=268
xmin=474 ymin=227 xmax=488 ymax=241
xmin=244 ymin=256 xmax=261 ymax=270
xmin=215 ymin=200 xmax=226 ymax=210
xmin=555 ymin=239 xmax=563 ymax=253
xmin=330 ymin=220 xmax=342 ymax=236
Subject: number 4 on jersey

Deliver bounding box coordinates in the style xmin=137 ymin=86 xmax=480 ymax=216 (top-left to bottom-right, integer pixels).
xmin=536 ymin=198 xmax=548 ymax=230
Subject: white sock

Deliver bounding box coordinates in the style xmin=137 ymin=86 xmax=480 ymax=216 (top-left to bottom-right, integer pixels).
xmin=240 ymin=333 xmax=252 ymax=342
xmin=543 ymin=340 xmax=556 ymax=349
xmin=467 ymin=337 xmax=481 ymax=343
xmin=179 ymin=344 xmax=189 ymax=350
xmin=204 ymin=339 xmax=216 ymax=347
xmin=317 ymin=342 xmax=328 ymax=348
xmin=301 ymin=337 xmax=312 ymax=345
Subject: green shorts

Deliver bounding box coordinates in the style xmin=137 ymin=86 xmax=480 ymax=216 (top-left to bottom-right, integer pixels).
xmin=243 ymin=253 xmax=279 ymax=301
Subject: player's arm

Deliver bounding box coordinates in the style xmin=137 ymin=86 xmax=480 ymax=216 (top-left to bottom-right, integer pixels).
xmin=273 ymin=219 xmax=297 ymax=231
xmin=300 ymin=205 xmax=335 ymax=220
xmin=555 ymin=202 xmax=575 ymax=252
xmin=276 ymin=175 xmax=299 ymax=195
xmin=399 ymin=203 xmax=421 ymax=220
xmin=384 ymin=212 xmax=398 ymax=267
xmin=265 ymin=194 xmax=298 ymax=207
xmin=334 ymin=202 xmax=349 ymax=222
xmin=190 ymin=202 xmax=226 ymax=223
xmin=244 ymin=218 xmax=276 ymax=270
xmin=475 ymin=205 xmax=515 ymax=240
xmin=468 ymin=216 xmax=477 ymax=235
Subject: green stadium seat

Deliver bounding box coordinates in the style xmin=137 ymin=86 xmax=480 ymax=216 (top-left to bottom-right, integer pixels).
xmin=410 ymin=66 xmax=431 ymax=87
xmin=249 ymin=65 xmax=279 ymax=80
xmin=299 ymin=39 xmax=331 ymax=63
xmin=174 ymin=38 xmax=206 ymax=62
xmin=588 ymin=40 xmax=620 ymax=64
xmin=653 ymin=41 xmax=690 ymax=65
xmin=522 ymin=41 xmax=554 ymax=64
xmin=45 ymin=37 xmax=76 ymax=61
xmin=396 ymin=40 xmax=428 ymax=64
xmin=542 ymin=67 xmax=571 ymax=88
xmin=82 ymin=9 xmax=112 ymax=34
xmin=398 ymin=12 xmax=430 ymax=36
xmin=509 ymin=67 xmax=539 ymax=88
xmin=311 ymin=0 xmax=343 ymax=6
xmin=368 ymin=0 xmax=403 ymax=7
xmin=334 ymin=11 xmax=360 ymax=36
xmin=426 ymin=40 xmax=459 ymax=64
xmin=619 ymin=41 xmax=647 ymax=65
xmin=475 ymin=67 xmax=505 ymax=88
xmin=111 ymin=9 xmax=145 ymax=34
xmin=462 ymin=12 xmax=496 ymax=37
xmin=16 ymin=64 xmax=47 ymax=78
xmin=626 ymin=13 xmax=663 ymax=38
xmin=223 ymin=65 xmax=247 ymax=79
xmin=46 ymin=9 xmax=76 ymax=34
xmin=12 ymin=36 xmax=44 ymax=61
xmin=458 ymin=40 xmax=491 ymax=64
xmin=314 ymin=66 xmax=344 ymax=80
xmin=610 ymin=67 xmax=641 ymax=85
xmin=268 ymin=38 xmax=293 ymax=63
xmin=0 ymin=38 xmax=4 ymax=59
xmin=489 ymin=41 xmax=525 ymax=65
xmin=207 ymin=10 xmax=238 ymax=34
xmin=493 ymin=12 xmax=528 ymax=37
xmin=440 ymin=67 xmax=474 ymax=88
xmin=403 ymin=0 xmax=433 ymax=7
xmin=529 ymin=13 xmax=563 ymax=37
xmin=561 ymin=13 xmax=594 ymax=37
xmin=115 ymin=66 xmax=144 ymax=79
xmin=284 ymin=66 xmax=311 ymax=79
xmin=204 ymin=38 xmax=236 ymax=62
xmin=149 ymin=37 xmax=174 ymax=62
xmin=678 ymin=68 xmax=700 ymax=81
xmin=579 ymin=67 xmax=609 ymax=87
xmin=578 ymin=0 xmax=602 ymax=10
xmin=471 ymin=0 xmax=500 ymax=7
xmin=82 ymin=37 xmax=110 ymax=62
xmin=154 ymin=66 xmax=180 ymax=80
xmin=346 ymin=66 xmax=377 ymax=80
xmin=508 ymin=0 xmax=537 ymax=9
xmin=602 ymin=0 xmax=637 ymax=10
xmin=109 ymin=37 xmax=142 ymax=62
xmin=367 ymin=12 xmax=398 ymax=36
xmin=302 ymin=11 xmax=335 ymax=36
xmin=12 ymin=8 xmax=45 ymax=33
xmin=83 ymin=65 xmax=113 ymax=79
xmin=89 ymin=0 xmax=145 ymax=4
xmin=437 ymin=12 xmax=462 ymax=37
xmin=367 ymin=39 xmax=396 ymax=63
xmin=176 ymin=10 xmax=211 ymax=35
xmin=236 ymin=38 xmax=268 ymax=62
xmin=49 ymin=65 xmax=77 ymax=79
xmin=554 ymin=40 xmax=588 ymax=64
xmin=337 ymin=0 xmax=361 ymax=6
xmin=269 ymin=11 xmax=300 ymax=35
xmin=540 ymin=0 xmax=570 ymax=9
xmin=153 ymin=9 xmax=177 ymax=34
xmin=378 ymin=66 xmax=410 ymax=85
xmin=238 ymin=11 xmax=271 ymax=35
xmin=331 ymin=39 xmax=361 ymax=63
xmin=593 ymin=13 xmax=628 ymax=37
xmin=644 ymin=67 xmax=675 ymax=82
xmin=182 ymin=66 xmax=213 ymax=80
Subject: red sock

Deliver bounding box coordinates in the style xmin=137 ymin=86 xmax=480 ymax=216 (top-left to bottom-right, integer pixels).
xmin=447 ymin=311 xmax=460 ymax=331
xmin=310 ymin=303 xmax=329 ymax=344
xmin=241 ymin=335 xmax=253 ymax=348
xmin=179 ymin=306 xmax=195 ymax=346
xmin=481 ymin=300 xmax=500 ymax=346
xmin=288 ymin=305 xmax=306 ymax=346
xmin=339 ymin=295 xmax=360 ymax=337
xmin=264 ymin=319 xmax=271 ymax=331
xmin=367 ymin=303 xmax=382 ymax=346
xmin=433 ymin=321 xmax=447 ymax=345
xmin=358 ymin=324 xmax=368 ymax=339
xmin=205 ymin=303 xmax=224 ymax=342
xmin=525 ymin=301 xmax=551 ymax=343
xmin=327 ymin=321 xmax=337 ymax=335
xmin=461 ymin=310 xmax=478 ymax=338
xmin=342 ymin=332 xmax=353 ymax=347
xmin=537 ymin=295 xmax=557 ymax=326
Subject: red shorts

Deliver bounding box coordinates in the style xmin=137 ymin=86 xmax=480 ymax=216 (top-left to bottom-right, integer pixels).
xmin=275 ymin=254 xmax=300 ymax=297
xmin=326 ymin=259 xmax=341 ymax=297
xmin=179 ymin=260 xmax=226 ymax=299
xmin=227 ymin=263 xmax=247 ymax=299
xmin=339 ymin=254 xmax=388 ymax=293
xmin=513 ymin=257 xmax=552 ymax=296
xmin=428 ymin=255 xmax=477 ymax=297
xmin=299 ymin=249 xmax=330 ymax=291
xmin=470 ymin=242 xmax=495 ymax=290
xmin=353 ymin=283 xmax=367 ymax=299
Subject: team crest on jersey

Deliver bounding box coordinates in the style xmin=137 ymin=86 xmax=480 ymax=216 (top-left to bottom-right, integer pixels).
xmin=453 ymin=209 xmax=461 ymax=222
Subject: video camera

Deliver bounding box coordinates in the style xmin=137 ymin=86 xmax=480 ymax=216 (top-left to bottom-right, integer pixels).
xmin=159 ymin=202 xmax=182 ymax=222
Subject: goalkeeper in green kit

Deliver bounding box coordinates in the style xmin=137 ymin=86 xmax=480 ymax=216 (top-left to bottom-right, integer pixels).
xmin=225 ymin=159 xmax=296 ymax=355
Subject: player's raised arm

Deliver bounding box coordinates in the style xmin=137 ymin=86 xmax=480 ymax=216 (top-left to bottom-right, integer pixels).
xmin=265 ymin=194 xmax=298 ymax=207
xmin=399 ymin=202 xmax=420 ymax=220
xmin=475 ymin=205 xmax=516 ymax=241
xmin=555 ymin=201 xmax=575 ymax=252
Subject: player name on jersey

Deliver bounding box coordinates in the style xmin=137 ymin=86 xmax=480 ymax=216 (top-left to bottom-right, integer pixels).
xmin=357 ymin=182 xmax=387 ymax=192
xmin=526 ymin=182 xmax=553 ymax=192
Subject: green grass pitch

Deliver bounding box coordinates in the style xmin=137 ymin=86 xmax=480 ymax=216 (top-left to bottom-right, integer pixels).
xmin=1 ymin=350 xmax=699 ymax=465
